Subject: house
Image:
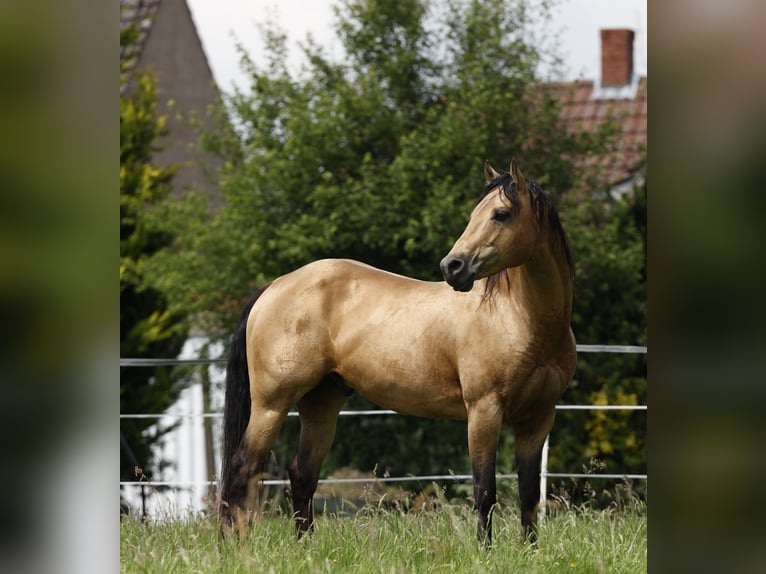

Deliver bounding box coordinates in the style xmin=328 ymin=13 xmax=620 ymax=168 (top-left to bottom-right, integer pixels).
xmin=548 ymin=28 xmax=647 ymax=198
xmin=120 ymin=0 xmax=224 ymax=516
xmin=120 ymin=0 xmax=222 ymax=202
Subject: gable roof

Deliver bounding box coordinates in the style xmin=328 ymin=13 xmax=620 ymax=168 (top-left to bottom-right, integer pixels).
xmin=120 ymin=0 xmax=161 ymax=94
xmin=119 ymin=0 xmax=224 ymax=203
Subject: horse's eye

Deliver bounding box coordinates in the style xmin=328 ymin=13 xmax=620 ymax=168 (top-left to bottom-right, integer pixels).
xmin=492 ymin=210 xmax=510 ymax=222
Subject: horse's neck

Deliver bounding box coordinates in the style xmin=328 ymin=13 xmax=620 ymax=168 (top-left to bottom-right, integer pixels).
xmin=506 ymin=244 xmax=572 ymax=334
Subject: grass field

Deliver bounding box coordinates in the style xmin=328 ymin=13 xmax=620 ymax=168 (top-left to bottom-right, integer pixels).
xmin=120 ymin=495 xmax=646 ymax=573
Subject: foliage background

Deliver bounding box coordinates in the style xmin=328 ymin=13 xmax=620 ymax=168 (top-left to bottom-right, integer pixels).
xmin=119 ymin=33 xmax=191 ymax=488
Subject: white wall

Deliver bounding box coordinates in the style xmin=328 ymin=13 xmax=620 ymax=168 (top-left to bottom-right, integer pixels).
xmin=121 ymin=337 xmax=225 ymax=518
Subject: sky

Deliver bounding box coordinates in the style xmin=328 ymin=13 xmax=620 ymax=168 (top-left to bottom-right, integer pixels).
xmin=186 ymin=0 xmax=647 ymax=93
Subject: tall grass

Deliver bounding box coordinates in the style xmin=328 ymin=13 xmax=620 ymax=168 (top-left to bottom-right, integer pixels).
xmin=120 ymin=495 xmax=646 ymax=573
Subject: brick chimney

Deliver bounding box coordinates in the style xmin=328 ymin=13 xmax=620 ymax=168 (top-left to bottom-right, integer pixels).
xmin=600 ymin=28 xmax=634 ymax=86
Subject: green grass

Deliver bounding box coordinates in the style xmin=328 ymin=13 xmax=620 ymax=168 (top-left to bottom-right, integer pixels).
xmin=121 ymin=497 xmax=646 ymax=573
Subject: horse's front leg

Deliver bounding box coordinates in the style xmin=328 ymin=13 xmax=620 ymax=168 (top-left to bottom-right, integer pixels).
xmin=466 ymin=396 xmax=503 ymax=546
xmin=515 ymin=442 xmax=544 ymax=544
xmin=513 ymin=411 xmax=555 ymax=544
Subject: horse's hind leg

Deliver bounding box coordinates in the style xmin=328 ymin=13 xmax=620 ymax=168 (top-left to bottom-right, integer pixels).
xmin=228 ymin=402 xmax=290 ymax=531
xmin=288 ymin=375 xmax=348 ymax=537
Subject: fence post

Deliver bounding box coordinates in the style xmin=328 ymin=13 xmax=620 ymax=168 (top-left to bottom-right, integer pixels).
xmin=538 ymin=434 xmax=550 ymax=523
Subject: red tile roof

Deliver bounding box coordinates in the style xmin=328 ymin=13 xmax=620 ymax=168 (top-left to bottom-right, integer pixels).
xmin=546 ymin=76 xmax=647 ymax=191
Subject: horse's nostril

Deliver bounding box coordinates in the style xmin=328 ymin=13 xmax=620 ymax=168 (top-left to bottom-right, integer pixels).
xmin=440 ymin=256 xmax=467 ymax=282
xmin=448 ymin=258 xmax=464 ymax=274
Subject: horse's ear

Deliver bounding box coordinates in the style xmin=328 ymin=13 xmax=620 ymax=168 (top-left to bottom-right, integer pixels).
xmin=510 ymin=157 xmax=528 ymax=193
xmin=484 ymin=160 xmax=500 ymax=184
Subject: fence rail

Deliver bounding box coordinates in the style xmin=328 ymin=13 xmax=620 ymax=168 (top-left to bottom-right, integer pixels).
xmin=119 ymin=404 xmax=646 ymax=420
xmin=120 ymin=344 xmax=647 ymax=517
xmin=120 ymin=472 xmax=648 ymax=489
xmin=119 ymin=344 xmax=647 ymax=368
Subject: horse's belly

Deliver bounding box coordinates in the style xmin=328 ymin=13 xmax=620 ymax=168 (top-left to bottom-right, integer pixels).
xmin=337 ymin=360 xmax=467 ymax=420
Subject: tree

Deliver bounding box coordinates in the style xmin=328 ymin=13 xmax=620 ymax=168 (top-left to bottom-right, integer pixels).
xmin=119 ymin=68 xmax=190 ymax=493
xmin=550 ymin=177 xmax=647 ymax=502
xmin=145 ymin=0 xmax=643 ymax=497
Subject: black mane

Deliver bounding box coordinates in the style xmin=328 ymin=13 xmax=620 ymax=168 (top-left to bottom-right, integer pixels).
xmin=481 ymin=172 xmax=574 ymax=279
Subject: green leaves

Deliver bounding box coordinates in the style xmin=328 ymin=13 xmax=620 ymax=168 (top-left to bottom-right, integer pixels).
xmin=550 ymin=183 xmax=647 ymax=491
xmin=120 ymin=70 xmax=190 ymax=483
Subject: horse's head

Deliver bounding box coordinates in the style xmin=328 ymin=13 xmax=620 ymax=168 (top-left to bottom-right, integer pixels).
xmin=440 ymin=158 xmax=540 ymax=292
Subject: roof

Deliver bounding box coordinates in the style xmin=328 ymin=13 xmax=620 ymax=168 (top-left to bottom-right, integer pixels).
xmin=120 ymin=0 xmax=162 ymax=94
xmin=119 ymin=0 xmax=224 ymax=203
xmin=546 ymin=76 xmax=647 ymax=191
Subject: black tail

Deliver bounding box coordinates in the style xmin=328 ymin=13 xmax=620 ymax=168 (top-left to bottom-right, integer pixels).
xmin=218 ymin=285 xmax=270 ymax=519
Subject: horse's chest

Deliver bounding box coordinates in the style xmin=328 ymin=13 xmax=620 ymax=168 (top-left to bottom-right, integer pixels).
xmin=499 ymin=363 xmax=564 ymax=422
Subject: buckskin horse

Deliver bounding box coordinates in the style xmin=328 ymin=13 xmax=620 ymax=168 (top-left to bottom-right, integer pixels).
xmin=218 ymin=158 xmax=576 ymax=545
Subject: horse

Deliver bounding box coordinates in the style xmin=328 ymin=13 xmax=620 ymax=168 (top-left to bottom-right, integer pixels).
xmin=218 ymin=158 xmax=576 ymax=546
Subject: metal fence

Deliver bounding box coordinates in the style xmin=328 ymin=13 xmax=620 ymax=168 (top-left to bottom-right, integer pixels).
xmin=120 ymin=344 xmax=646 ymax=517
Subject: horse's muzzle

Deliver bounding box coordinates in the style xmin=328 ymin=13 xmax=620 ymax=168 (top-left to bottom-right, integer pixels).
xmin=440 ymin=255 xmax=476 ymax=292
